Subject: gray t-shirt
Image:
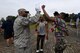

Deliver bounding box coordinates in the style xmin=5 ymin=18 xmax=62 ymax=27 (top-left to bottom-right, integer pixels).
xmin=38 ymin=21 xmax=47 ymax=35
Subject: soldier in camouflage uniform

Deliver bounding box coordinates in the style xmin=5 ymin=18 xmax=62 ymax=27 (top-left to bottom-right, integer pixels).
xmin=41 ymin=5 xmax=68 ymax=53
xmin=13 ymin=8 xmax=41 ymax=53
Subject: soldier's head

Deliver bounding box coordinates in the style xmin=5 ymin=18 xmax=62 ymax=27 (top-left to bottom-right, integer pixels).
xmin=18 ymin=8 xmax=29 ymax=17
xmin=53 ymin=11 xmax=60 ymax=18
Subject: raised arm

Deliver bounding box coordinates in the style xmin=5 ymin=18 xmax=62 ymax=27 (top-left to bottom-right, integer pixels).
xmin=28 ymin=10 xmax=41 ymax=24
xmin=41 ymin=5 xmax=54 ymax=21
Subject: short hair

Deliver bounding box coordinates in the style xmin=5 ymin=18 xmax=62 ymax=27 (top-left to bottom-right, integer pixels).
xmin=6 ymin=16 xmax=12 ymax=20
xmin=53 ymin=11 xmax=59 ymax=16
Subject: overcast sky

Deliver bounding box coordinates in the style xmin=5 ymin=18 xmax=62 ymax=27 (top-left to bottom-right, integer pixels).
xmin=0 ymin=0 xmax=80 ymax=19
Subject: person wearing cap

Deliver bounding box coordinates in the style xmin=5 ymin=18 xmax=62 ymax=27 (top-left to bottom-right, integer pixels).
xmin=13 ymin=8 xmax=41 ymax=53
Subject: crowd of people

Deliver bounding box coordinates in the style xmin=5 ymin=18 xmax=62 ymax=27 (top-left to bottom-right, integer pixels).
xmin=0 ymin=5 xmax=69 ymax=53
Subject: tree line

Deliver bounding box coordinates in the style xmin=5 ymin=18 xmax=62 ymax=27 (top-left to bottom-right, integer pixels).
xmin=0 ymin=12 xmax=80 ymax=22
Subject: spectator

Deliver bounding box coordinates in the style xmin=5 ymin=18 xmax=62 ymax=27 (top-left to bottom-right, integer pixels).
xmin=1 ymin=16 xmax=14 ymax=47
xmin=35 ymin=15 xmax=48 ymax=53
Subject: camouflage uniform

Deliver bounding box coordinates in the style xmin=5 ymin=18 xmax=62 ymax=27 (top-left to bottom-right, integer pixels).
xmin=13 ymin=12 xmax=40 ymax=53
xmin=54 ymin=18 xmax=67 ymax=53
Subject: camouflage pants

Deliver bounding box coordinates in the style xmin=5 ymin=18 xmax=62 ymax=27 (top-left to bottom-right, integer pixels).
xmin=54 ymin=32 xmax=67 ymax=53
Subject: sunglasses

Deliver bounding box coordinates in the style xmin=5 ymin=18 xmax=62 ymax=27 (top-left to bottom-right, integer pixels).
xmin=25 ymin=11 xmax=29 ymax=13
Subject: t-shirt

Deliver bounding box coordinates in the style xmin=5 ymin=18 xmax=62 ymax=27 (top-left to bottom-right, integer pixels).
xmin=37 ymin=21 xmax=47 ymax=35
